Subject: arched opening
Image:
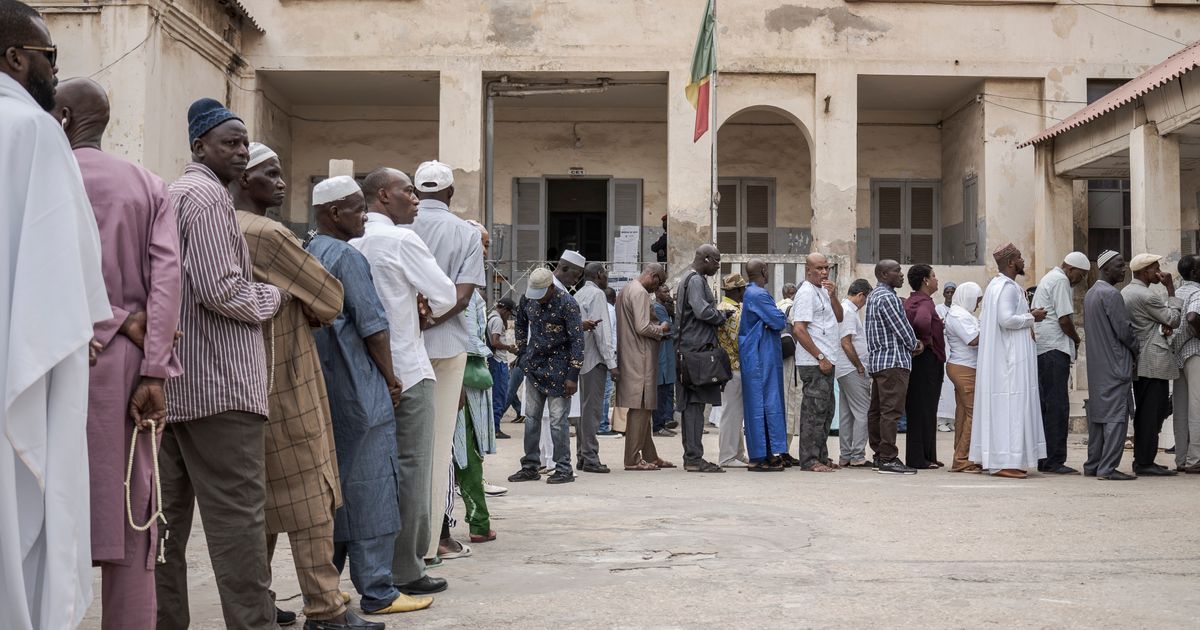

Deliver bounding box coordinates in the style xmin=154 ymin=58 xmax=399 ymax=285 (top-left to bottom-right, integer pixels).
xmin=716 ymin=107 xmax=813 ymax=257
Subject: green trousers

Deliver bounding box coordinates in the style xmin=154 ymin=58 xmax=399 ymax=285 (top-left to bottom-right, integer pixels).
xmin=456 ymin=408 xmax=491 ymax=535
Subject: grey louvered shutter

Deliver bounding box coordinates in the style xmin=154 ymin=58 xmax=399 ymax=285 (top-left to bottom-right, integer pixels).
xmin=744 ymin=180 xmax=772 ymax=253
xmin=908 ymin=183 xmax=937 ymax=264
xmin=512 ymin=178 xmax=545 ymax=296
xmin=609 ymin=178 xmax=643 ymax=260
xmin=716 ymin=181 xmax=738 ymax=252
xmin=874 ymin=181 xmax=904 ymax=262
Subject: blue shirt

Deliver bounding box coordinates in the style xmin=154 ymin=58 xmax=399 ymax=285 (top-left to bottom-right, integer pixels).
xmin=515 ymin=287 xmax=585 ymax=397
xmin=865 ymin=282 xmax=919 ymax=374
xmin=653 ymin=301 xmax=676 ymax=385
xmin=306 ymin=234 xmax=400 ymax=542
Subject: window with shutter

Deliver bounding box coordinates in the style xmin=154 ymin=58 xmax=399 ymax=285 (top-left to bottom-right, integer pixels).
xmin=512 ymin=178 xmax=546 ymax=296
xmin=716 ymin=178 xmax=775 ymax=254
xmin=609 ymin=179 xmax=643 ymax=260
xmin=962 ymin=175 xmax=979 ymax=264
xmin=871 ymin=180 xmax=941 ymax=264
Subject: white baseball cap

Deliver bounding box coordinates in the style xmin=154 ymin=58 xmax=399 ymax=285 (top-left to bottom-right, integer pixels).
xmin=526 ymin=268 xmax=553 ymax=300
xmin=414 ymin=160 xmax=454 ymax=193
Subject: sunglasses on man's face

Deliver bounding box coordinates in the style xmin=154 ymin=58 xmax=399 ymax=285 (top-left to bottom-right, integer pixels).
xmin=14 ymin=44 xmax=56 ymax=67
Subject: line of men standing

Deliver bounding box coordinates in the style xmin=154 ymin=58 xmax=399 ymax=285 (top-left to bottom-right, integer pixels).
xmin=1 ymin=8 xmax=509 ymax=623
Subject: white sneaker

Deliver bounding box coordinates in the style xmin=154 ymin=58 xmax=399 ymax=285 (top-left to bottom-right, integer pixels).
xmin=937 ymin=424 xmax=953 ymax=432
xmin=483 ymin=481 xmax=508 ymax=496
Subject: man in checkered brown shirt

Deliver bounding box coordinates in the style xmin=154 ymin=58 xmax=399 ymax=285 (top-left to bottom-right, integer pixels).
xmin=233 ymin=145 xmax=386 ymax=630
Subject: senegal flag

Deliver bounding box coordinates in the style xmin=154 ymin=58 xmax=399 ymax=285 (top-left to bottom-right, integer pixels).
xmin=685 ymin=0 xmax=715 ymax=142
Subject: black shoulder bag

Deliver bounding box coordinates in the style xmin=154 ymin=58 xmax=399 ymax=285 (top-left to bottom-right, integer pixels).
xmin=678 ymin=271 xmax=733 ymax=386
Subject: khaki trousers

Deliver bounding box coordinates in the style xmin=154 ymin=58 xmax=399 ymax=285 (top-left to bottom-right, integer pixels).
xmin=624 ymin=409 xmax=660 ymax=467
xmin=427 ymin=354 xmax=466 ymax=559
xmin=946 ymin=363 xmax=977 ymax=471
xmin=267 ymin=515 xmax=345 ymax=620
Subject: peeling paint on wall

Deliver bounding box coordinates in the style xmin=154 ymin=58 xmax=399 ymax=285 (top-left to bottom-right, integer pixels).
xmin=488 ymin=1 xmax=540 ymax=45
xmin=1051 ymin=8 xmax=1078 ymax=39
xmin=764 ymin=5 xmax=890 ymax=36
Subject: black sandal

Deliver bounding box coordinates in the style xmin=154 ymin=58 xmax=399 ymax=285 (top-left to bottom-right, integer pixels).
xmin=512 ymin=415 xmax=525 ymax=424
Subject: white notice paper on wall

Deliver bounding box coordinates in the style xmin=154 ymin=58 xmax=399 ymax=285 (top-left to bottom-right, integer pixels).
xmin=609 ymin=226 xmax=641 ymax=291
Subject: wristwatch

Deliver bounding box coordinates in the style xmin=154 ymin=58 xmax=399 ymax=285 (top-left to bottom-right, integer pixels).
xmin=817 ymin=353 xmax=826 ymax=361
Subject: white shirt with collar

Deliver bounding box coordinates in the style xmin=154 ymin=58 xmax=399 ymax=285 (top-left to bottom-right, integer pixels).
xmin=351 ymin=212 xmax=456 ymax=391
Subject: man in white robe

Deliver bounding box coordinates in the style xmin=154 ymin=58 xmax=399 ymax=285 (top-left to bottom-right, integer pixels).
xmin=970 ymin=243 xmax=1048 ymax=478
xmin=1 ymin=3 xmax=110 ymax=627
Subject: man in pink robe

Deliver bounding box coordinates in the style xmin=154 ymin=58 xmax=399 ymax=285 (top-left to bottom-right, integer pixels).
xmin=55 ymin=77 xmax=182 ymax=629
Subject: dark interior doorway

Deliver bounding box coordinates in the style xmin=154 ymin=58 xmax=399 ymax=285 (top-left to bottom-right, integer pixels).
xmin=546 ymin=178 xmax=608 ymax=263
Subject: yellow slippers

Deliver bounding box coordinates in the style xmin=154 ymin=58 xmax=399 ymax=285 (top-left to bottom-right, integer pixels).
xmin=365 ymin=593 xmax=434 ymax=614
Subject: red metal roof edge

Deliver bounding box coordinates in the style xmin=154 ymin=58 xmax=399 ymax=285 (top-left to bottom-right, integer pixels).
xmin=1018 ymin=40 xmax=1200 ymax=148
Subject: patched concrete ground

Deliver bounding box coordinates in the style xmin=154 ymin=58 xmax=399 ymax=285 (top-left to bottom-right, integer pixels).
xmin=82 ymin=427 xmax=1200 ymax=628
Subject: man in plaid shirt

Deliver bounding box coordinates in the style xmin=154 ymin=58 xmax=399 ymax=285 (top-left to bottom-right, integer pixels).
xmin=864 ymin=259 xmax=922 ymax=475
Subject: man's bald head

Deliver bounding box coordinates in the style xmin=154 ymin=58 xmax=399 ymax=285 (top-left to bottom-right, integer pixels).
xmin=693 ymin=244 xmax=721 ymax=276
xmin=53 ymin=77 xmax=110 ymax=150
xmin=746 ymin=258 xmax=768 ymax=286
xmin=875 ymin=258 xmax=904 ymax=289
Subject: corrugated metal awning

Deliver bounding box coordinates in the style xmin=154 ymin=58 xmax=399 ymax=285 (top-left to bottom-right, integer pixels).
xmin=1018 ymin=40 xmax=1200 ymax=148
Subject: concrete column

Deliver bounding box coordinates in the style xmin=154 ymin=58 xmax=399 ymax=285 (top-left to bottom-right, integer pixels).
xmin=438 ymin=65 xmax=484 ymax=220
xmin=810 ymin=66 xmax=857 ymax=277
xmin=1130 ymin=122 xmax=1182 ymax=268
xmin=1033 ymin=143 xmax=1075 ymax=277
xmin=982 ymin=79 xmax=1041 ymax=274
xmin=666 ymin=68 xmax=716 ymax=276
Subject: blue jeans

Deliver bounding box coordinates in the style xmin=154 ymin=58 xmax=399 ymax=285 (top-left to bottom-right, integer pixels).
xmin=505 ymin=365 xmax=524 ymax=418
xmin=488 ymin=357 xmax=509 ymax=430
xmin=520 ymin=383 xmax=572 ymax=474
xmin=653 ymin=382 xmax=675 ymax=431
xmin=600 ymin=373 xmax=613 ymax=433
xmin=333 ymin=533 xmax=402 ymax=612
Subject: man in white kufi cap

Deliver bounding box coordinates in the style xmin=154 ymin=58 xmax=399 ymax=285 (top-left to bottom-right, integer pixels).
xmin=1083 ymin=251 xmax=1138 ymax=480
xmin=235 ymin=165 xmax=371 ymax=628
xmin=1121 ymin=252 xmax=1183 ymax=476
xmin=1030 ymin=251 xmax=1090 ymax=475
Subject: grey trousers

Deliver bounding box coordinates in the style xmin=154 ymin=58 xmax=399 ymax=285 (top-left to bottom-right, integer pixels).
xmin=837 ymin=370 xmax=871 ymax=463
xmin=577 ymin=364 xmax=607 ymax=466
xmin=1173 ymin=356 xmax=1200 ymax=468
xmin=156 ymin=411 xmax=276 ymax=630
xmin=1083 ymin=420 xmax=1127 ymax=478
xmin=718 ymin=370 xmax=747 ymax=465
xmin=681 ymin=402 xmax=708 ymax=465
xmin=391 ymin=378 xmax=435 ymax=585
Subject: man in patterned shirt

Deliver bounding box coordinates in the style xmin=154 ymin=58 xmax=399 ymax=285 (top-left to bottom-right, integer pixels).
xmin=507 ymin=268 xmax=585 ymax=485
xmin=715 ymin=273 xmax=748 ymax=466
xmin=157 ymin=98 xmax=286 ymax=630
xmin=864 ymin=259 xmax=921 ymax=476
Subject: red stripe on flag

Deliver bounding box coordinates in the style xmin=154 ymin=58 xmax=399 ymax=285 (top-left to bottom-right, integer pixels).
xmin=693 ymin=79 xmax=710 ymax=142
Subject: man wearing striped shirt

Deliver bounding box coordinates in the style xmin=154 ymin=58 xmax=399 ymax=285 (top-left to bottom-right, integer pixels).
xmin=156 ymin=99 xmax=286 ymax=630
xmin=864 ymin=259 xmax=922 ymax=476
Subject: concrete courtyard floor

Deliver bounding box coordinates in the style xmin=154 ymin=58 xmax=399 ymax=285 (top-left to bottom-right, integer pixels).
xmin=82 ymin=426 xmax=1200 ymax=629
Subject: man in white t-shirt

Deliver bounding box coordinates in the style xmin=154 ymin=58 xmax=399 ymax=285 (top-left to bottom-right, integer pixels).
xmin=791 ymin=253 xmax=844 ymax=472
xmin=836 ymin=279 xmax=873 ymax=467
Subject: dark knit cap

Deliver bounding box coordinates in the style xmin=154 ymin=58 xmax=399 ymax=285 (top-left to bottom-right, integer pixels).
xmin=187 ymin=97 xmax=242 ymax=143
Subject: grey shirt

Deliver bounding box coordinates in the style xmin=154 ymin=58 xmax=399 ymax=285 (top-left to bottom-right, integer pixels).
xmin=575 ymin=281 xmax=616 ymax=372
xmin=409 ymin=199 xmax=486 ymax=359
xmin=1084 ymin=280 xmax=1138 ymax=423
xmin=1121 ymin=278 xmax=1183 ymax=381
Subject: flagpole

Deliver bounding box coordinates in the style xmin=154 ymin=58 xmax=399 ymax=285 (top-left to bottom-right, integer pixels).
xmin=709 ymin=0 xmax=718 ymax=245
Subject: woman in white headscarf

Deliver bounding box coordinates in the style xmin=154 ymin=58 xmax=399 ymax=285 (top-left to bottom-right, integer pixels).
xmin=945 ymin=281 xmax=983 ymax=472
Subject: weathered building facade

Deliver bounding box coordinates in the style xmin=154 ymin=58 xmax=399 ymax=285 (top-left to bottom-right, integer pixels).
xmin=36 ymin=0 xmax=1200 ymax=292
